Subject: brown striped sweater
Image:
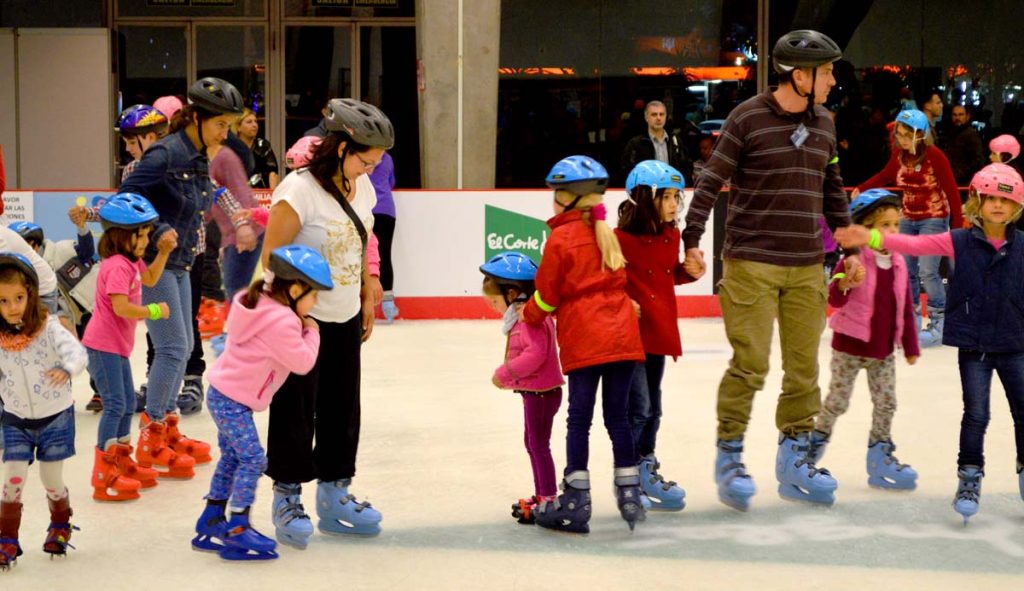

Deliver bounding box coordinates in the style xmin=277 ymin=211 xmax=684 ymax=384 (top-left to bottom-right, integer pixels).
xmin=682 ymin=89 xmax=851 ymax=266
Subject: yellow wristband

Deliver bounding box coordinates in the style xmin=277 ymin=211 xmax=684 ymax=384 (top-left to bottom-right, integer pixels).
xmin=147 ymin=303 xmax=162 ymax=320
xmin=533 ymin=291 xmax=556 ymax=313
xmin=868 ymin=228 xmax=883 ymax=250
xmin=829 ymin=272 xmax=846 ymax=284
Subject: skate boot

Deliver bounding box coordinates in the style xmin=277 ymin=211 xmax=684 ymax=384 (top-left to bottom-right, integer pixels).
xmin=192 ymin=499 xmax=228 ymax=552
xmin=112 ymin=443 xmax=158 ymax=489
xmin=136 ymin=417 xmax=196 ymax=479
xmin=316 ymin=479 xmax=382 ymax=536
xmin=219 ymin=507 xmax=278 ymax=561
xmin=614 ymin=466 xmax=647 ymax=531
xmin=918 ymin=308 xmax=944 ymax=348
xmin=534 ymin=471 xmax=592 ymax=534
xmin=158 ymin=412 xmax=212 ymax=464
xmin=177 ymin=375 xmax=205 ymax=416
xmin=91 ymin=446 xmax=142 ymax=501
xmin=775 ymin=432 xmax=838 ymax=506
xmin=1018 ymin=461 xmax=1023 ymax=502
xmin=85 ymin=394 xmax=103 ymax=413
xmin=198 ymin=298 xmax=225 ymax=339
xmin=638 ymin=454 xmax=685 ymax=511
xmin=866 ymin=439 xmax=918 ymax=490
xmin=0 ymin=502 xmax=22 ymax=571
xmin=953 ymin=465 xmax=983 ymax=525
xmin=135 ymin=383 xmax=147 ymax=414
xmin=43 ymin=494 xmax=78 ymax=557
xmin=382 ymin=292 xmax=399 ymax=323
xmin=806 ymin=430 xmax=830 ymax=465
xmin=715 ymin=439 xmax=756 ymax=511
xmin=272 ymin=482 xmax=314 ymax=549
xmin=210 ymin=333 xmax=227 ymax=358
xmin=511 ymin=496 xmax=539 ymax=525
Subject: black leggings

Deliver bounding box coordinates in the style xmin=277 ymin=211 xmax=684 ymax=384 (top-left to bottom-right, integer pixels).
xmin=372 ymin=214 xmax=396 ymax=291
xmin=265 ymin=313 xmax=363 ymax=484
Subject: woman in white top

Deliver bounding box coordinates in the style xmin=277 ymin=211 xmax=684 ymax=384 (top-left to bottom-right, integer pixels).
xmin=260 ymin=99 xmax=393 ymax=546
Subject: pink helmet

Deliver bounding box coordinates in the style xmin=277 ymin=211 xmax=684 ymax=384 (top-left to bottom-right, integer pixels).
xmin=989 ymin=134 xmax=1020 ymax=163
xmin=285 ymin=136 xmax=321 ymax=169
xmin=153 ymin=95 xmax=184 ymax=120
xmin=970 ymin=162 xmax=1024 ymax=204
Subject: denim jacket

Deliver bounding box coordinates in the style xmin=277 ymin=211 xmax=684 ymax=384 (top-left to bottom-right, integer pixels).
xmin=120 ymin=129 xmax=214 ymax=271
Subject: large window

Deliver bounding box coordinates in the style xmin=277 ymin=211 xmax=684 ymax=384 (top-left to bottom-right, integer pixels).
xmin=497 ymin=0 xmax=759 ymax=187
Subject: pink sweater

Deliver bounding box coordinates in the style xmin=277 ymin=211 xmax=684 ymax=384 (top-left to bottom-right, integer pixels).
xmin=882 ymin=232 xmax=1006 ymax=258
xmin=494 ymin=316 xmax=564 ymax=392
xmin=207 ymin=292 xmax=320 ymax=411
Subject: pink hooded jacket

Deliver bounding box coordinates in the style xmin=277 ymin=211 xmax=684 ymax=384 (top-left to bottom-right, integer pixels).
xmin=494 ymin=315 xmax=564 ymax=392
xmin=207 ymin=291 xmax=321 ymax=411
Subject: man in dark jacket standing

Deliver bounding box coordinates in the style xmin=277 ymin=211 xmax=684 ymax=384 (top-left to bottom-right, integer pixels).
xmin=620 ymin=101 xmax=692 ymax=181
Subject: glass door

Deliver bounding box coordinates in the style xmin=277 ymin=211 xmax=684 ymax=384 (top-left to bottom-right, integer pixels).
xmin=195 ymin=25 xmax=267 ymax=117
xmin=283 ymin=25 xmax=353 ymax=150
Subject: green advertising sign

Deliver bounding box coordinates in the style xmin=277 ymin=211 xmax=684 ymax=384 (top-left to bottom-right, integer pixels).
xmin=484 ymin=205 xmax=549 ymax=264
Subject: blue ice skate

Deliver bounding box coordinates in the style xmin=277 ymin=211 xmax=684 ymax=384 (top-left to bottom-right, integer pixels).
xmin=775 ymin=433 xmax=838 ymax=506
xmin=953 ymin=465 xmax=983 ymax=525
xmin=382 ymin=294 xmax=399 ymax=323
xmin=272 ymin=482 xmax=314 ymax=549
xmin=192 ymin=500 xmax=228 ymax=552
xmin=211 ymin=333 xmax=227 ymax=357
xmin=805 ymin=430 xmax=830 ymax=465
xmin=219 ymin=509 xmax=278 ymax=561
xmin=316 ymin=479 xmax=382 ymax=536
xmin=614 ymin=467 xmax=647 ymax=531
xmin=715 ymin=439 xmax=756 ymax=511
xmin=1018 ymin=462 xmax=1023 ymax=502
xmin=866 ymin=440 xmax=917 ymax=490
xmin=638 ymin=454 xmax=685 ymax=511
xmin=535 ymin=471 xmax=592 ymax=534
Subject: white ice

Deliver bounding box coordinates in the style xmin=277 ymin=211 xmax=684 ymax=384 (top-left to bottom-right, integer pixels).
xmin=2 ymin=319 xmax=1023 ymax=590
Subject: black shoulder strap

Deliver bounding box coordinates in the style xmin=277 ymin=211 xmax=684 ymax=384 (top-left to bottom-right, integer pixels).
xmin=300 ymin=169 xmax=369 ymax=255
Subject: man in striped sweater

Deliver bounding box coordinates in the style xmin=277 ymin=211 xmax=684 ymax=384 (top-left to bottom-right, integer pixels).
xmin=683 ymin=30 xmax=857 ymax=510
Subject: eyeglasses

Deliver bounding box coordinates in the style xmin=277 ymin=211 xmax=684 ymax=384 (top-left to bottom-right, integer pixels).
xmin=354 ymin=153 xmax=381 ymax=172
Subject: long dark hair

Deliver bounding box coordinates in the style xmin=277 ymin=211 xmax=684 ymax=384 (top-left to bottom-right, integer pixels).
xmin=0 ymin=267 xmax=47 ymax=336
xmin=305 ymin=131 xmax=374 ymax=202
xmin=618 ymin=186 xmax=670 ymax=235
xmin=239 ymin=277 xmax=308 ymax=311
xmin=169 ymin=104 xmax=216 ymax=134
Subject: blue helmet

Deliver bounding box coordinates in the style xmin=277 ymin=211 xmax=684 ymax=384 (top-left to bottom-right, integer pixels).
xmin=115 ymin=104 xmax=169 ymax=135
xmin=268 ymin=244 xmax=333 ymax=291
xmin=849 ymin=188 xmax=902 ymax=224
xmin=0 ymin=252 xmax=38 ymax=289
xmin=626 ymin=160 xmax=686 ymax=194
xmin=545 ymin=155 xmax=609 ymax=197
xmin=9 ymin=221 xmax=44 ymax=245
xmin=98 ymin=193 xmax=159 ymax=230
xmin=480 ymin=252 xmax=537 ymax=282
xmin=895 ymin=109 xmax=929 ymax=133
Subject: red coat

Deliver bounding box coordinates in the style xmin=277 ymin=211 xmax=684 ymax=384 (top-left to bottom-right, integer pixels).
xmin=614 ymin=225 xmax=695 ymax=358
xmin=524 ymin=210 xmax=644 ymax=373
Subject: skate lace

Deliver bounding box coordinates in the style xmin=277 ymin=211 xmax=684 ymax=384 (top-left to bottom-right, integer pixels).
xmin=881 ymin=442 xmax=909 ymax=470
xmin=793 ymin=443 xmax=831 ymax=477
xmin=45 ymin=523 xmax=80 ymax=551
xmin=343 ymin=493 xmax=375 ymax=512
xmin=276 ymin=496 xmax=310 ymax=524
xmin=647 ymin=461 xmax=680 ymax=489
xmin=957 ymin=476 xmax=981 ymax=502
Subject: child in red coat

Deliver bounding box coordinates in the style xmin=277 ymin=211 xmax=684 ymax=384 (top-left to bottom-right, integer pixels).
xmin=615 ymin=160 xmax=695 ymax=512
xmin=523 ymin=155 xmax=645 ymax=533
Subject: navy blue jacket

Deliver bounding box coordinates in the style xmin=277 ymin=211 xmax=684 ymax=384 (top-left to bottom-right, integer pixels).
xmin=943 ymin=226 xmax=1024 ymax=352
xmin=120 ymin=129 xmax=214 ymax=271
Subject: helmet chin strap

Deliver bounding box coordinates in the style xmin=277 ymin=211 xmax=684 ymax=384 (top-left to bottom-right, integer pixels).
xmin=788 ymin=68 xmax=817 ymax=113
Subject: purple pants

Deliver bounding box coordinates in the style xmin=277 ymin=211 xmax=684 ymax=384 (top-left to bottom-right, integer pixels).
xmin=521 ymin=388 xmax=562 ymax=497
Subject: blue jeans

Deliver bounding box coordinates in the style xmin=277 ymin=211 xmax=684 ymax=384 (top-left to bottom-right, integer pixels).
xmin=87 ymin=348 xmax=135 ymax=448
xmin=899 ymin=216 xmax=949 ymax=312
xmin=143 ymin=268 xmax=193 ymax=418
xmin=222 ymin=234 xmax=264 ymax=304
xmin=957 ymin=349 xmax=1024 ymax=468
xmin=565 ymin=361 xmax=637 ymax=473
xmin=629 ymin=354 xmax=667 ymax=460
xmin=207 ymin=386 xmax=266 ymax=507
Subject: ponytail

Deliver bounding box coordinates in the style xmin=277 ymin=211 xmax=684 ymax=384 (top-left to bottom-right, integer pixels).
xmin=577 ymin=193 xmax=625 ymax=271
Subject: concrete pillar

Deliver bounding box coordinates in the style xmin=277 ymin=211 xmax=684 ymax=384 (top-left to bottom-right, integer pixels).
xmin=415 ymin=0 xmax=500 ymax=188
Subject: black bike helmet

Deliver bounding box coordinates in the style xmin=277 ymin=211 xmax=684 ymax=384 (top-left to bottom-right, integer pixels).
xmin=187 ymin=77 xmax=245 ymax=116
xmin=772 ymin=30 xmax=842 ymax=74
xmin=324 ymin=98 xmax=395 ymax=149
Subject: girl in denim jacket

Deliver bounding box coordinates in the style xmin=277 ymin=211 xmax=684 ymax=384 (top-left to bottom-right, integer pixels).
xmin=481 ymin=252 xmax=563 ymax=526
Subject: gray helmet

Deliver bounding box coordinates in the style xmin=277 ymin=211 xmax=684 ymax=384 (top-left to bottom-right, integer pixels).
xmin=772 ymin=30 xmax=842 ymax=74
xmin=188 ymin=77 xmax=245 ymax=115
xmin=324 ymin=98 xmax=395 ymax=149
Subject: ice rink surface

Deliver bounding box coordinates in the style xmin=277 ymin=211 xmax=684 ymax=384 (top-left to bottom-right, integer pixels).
xmin=3 ymin=319 xmax=1024 ymax=590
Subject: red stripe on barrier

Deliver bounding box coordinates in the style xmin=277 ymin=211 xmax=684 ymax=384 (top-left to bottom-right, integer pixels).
xmin=384 ymin=295 xmax=723 ymax=320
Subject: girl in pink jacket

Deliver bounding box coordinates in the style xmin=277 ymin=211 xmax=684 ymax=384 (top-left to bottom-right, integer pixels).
xmin=808 ymin=190 xmax=921 ymax=491
xmin=481 ymin=252 xmax=563 ymax=526
xmin=191 ymin=244 xmax=330 ymax=561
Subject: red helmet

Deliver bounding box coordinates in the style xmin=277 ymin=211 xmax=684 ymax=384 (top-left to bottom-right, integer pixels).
xmin=970 ymin=163 xmax=1024 ymax=205
xmin=989 ymin=134 xmax=1020 ymax=163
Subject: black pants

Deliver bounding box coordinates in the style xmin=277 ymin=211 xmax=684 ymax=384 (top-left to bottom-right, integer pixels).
xmin=145 ymin=252 xmax=205 ymax=377
xmin=372 ymin=214 xmax=396 ymax=291
xmin=265 ymin=313 xmax=363 ymax=484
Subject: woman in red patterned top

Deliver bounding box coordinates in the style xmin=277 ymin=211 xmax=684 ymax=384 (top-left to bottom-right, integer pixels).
xmin=856 ymin=109 xmax=961 ymax=348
